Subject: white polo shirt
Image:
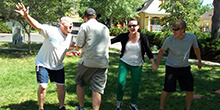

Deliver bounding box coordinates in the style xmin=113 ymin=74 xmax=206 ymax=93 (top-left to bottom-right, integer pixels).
xmin=35 ymin=24 xmax=72 ymax=70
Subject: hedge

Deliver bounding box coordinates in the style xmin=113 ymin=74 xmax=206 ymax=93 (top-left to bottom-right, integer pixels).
xmin=0 ymin=22 xmax=12 ymax=33
xmin=109 ymin=27 xmax=129 ymax=36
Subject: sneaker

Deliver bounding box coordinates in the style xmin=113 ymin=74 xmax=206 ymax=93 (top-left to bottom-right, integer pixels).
xmin=129 ymin=104 xmax=139 ymax=110
xmin=59 ymin=106 xmax=66 ymax=110
xmin=76 ymin=105 xmax=84 ymax=110
xmin=115 ymin=101 xmax=122 ymax=110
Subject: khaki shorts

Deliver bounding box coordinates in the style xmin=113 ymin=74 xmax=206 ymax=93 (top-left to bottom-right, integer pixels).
xmin=75 ymin=63 xmax=108 ymax=94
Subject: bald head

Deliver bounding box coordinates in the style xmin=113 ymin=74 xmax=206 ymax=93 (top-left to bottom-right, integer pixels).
xmin=59 ymin=16 xmax=73 ymax=36
xmin=60 ymin=16 xmax=72 ymax=24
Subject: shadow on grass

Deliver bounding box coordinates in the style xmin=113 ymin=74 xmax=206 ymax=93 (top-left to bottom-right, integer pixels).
xmin=137 ymin=63 xmax=220 ymax=110
xmin=64 ymin=58 xmax=78 ymax=94
xmin=63 ymin=53 xmax=120 ymax=109
xmin=0 ymin=42 xmax=42 ymax=58
xmin=0 ymin=50 xmax=37 ymax=58
xmin=0 ymin=42 xmax=42 ymax=50
xmin=61 ymin=52 xmax=220 ymax=110
xmin=0 ymin=100 xmax=58 ymax=110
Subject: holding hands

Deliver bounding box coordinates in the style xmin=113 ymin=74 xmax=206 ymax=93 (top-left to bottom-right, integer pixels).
xmin=152 ymin=63 xmax=158 ymax=72
xmin=150 ymin=59 xmax=158 ymax=72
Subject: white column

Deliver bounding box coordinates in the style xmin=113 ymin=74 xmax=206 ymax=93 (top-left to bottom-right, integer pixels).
xmin=148 ymin=16 xmax=151 ymax=31
xmin=143 ymin=13 xmax=145 ymax=29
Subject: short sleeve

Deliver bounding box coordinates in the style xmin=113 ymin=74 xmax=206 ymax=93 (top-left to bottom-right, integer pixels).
xmin=76 ymin=24 xmax=86 ymax=47
xmin=192 ymin=34 xmax=199 ymax=48
xmin=39 ymin=24 xmax=54 ymax=38
xmin=161 ymin=37 xmax=170 ymax=51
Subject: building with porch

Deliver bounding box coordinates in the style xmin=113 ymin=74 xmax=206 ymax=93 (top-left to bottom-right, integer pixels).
xmin=138 ymin=0 xmax=169 ymax=31
xmin=199 ymin=9 xmax=213 ymax=32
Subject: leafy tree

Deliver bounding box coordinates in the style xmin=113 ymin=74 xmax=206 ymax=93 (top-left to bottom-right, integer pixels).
xmin=212 ymin=0 xmax=220 ymax=38
xmin=78 ymin=0 xmax=143 ymax=27
xmin=159 ymin=0 xmax=201 ymax=32
xmin=0 ymin=0 xmax=75 ymax=53
xmin=198 ymin=3 xmax=213 ymax=15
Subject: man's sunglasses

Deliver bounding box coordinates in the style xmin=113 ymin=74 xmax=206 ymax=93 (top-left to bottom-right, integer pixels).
xmin=172 ymin=28 xmax=180 ymax=31
xmin=128 ymin=25 xmax=138 ymax=28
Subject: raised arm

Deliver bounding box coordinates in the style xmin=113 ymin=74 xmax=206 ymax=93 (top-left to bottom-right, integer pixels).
xmin=15 ymin=3 xmax=42 ymax=31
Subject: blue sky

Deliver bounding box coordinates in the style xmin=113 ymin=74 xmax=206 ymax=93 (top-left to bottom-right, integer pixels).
xmin=202 ymin=0 xmax=213 ymax=5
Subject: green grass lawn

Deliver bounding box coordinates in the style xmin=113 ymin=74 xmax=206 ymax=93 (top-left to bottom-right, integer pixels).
xmin=0 ymin=42 xmax=220 ymax=110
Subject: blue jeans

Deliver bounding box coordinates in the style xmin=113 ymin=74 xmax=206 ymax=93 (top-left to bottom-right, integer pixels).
xmin=36 ymin=66 xmax=65 ymax=85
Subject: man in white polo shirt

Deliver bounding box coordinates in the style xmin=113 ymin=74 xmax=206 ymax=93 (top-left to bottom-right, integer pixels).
xmin=15 ymin=3 xmax=73 ymax=110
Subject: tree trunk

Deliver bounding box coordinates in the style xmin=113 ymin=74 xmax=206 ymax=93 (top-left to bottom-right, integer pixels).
xmin=18 ymin=21 xmax=32 ymax=54
xmin=211 ymin=0 xmax=220 ymax=39
xmin=110 ymin=15 xmax=113 ymax=28
xmin=28 ymin=26 xmax=32 ymax=54
xmin=121 ymin=18 xmax=126 ymax=27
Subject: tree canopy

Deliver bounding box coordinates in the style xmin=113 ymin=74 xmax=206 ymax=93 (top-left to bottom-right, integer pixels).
xmin=78 ymin=0 xmax=143 ymax=27
xmin=0 ymin=0 xmax=75 ymax=23
xmin=0 ymin=0 xmax=75 ymax=53
xmin=198 ymin=3 xmax=213 ymax=15
xmin=159 ymin=0 xmax=204 ymax=32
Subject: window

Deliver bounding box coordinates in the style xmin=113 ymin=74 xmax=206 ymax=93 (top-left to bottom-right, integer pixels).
xmin=151 ymin=17 xmax=160 ymax=25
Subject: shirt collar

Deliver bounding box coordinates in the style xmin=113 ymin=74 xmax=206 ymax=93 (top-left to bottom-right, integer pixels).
xmin=87 ymin=19 xmax=97 ymax=23
xmin=58 ymin=28 xmax=67 ymax=38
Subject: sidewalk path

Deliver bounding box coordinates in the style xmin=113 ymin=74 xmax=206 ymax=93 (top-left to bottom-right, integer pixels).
xmin=0 ymin=33 xmax=44 ymax=43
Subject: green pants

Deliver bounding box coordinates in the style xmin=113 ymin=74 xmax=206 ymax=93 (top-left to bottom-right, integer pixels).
xmin=116 ymin=60 xmax=142 ymax=104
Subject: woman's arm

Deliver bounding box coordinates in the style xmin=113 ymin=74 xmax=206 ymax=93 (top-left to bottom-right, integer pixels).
xmin=150 ymin=58 xmax=158 ymax=72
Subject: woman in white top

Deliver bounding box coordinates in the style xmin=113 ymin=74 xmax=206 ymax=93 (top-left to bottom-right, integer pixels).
xmin=111 ymin=18 xmax=157 ymax=110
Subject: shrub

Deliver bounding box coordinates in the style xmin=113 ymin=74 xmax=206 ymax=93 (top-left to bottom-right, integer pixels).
xmin=110 ymin=28 xmax=122 ymax=36
xmin=0 ymin=22 xmax=12 ymax=33
xmin=109 ymin=27 xmax=129 ymax=36
xmin=186 ymin=31 xmax=220 ymax=62
xmin=141 ymin=29 xmax=172 ymax=49
xmin=121 ymin=27 xmax=129 ymax=33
